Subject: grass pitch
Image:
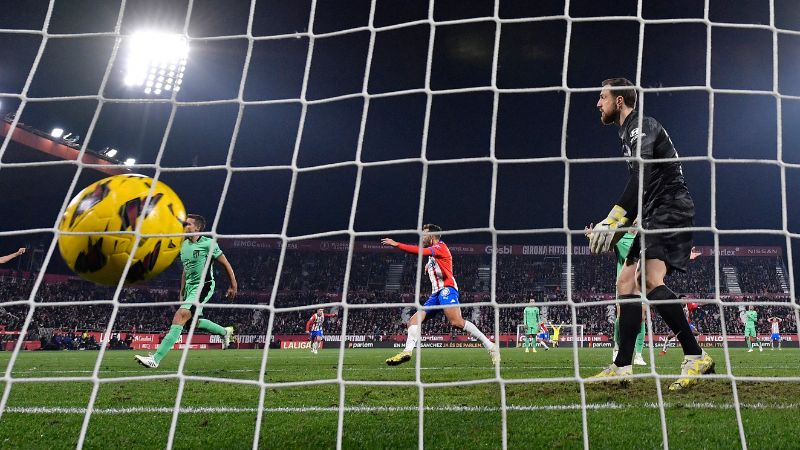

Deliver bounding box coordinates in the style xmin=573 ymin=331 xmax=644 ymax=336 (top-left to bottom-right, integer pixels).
xmin=0 ymin=346 xmax=797 ymax=449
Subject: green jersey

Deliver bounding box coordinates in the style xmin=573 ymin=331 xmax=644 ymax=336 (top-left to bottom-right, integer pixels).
xmin=745 ymin=310 xmax=758 ymax=327
xmin=614 ymin=232 xmax=636 ymax=278
xmin=180 ymin=236 xmax=223 ymax=288
xmin=524 ymin=306 xmax=540 ymax=328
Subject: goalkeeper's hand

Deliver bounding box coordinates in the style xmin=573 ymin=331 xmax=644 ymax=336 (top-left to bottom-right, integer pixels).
xmin=588 ymin=205 xmax=629 ymax=254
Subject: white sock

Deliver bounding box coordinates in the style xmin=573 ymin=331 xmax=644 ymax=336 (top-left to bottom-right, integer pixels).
xmin=404 ymin=325 xmax=420 ymax=353
xmin=312 ymin=341 xmax=318 ymax=351
xmin=463 ymin=321 xmax=493 ymax=350
xmin=540 ymin=340 xmax=549 ymax=349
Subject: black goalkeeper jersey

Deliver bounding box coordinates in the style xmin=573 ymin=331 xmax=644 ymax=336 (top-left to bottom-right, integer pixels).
xmin=614 ymin=110 xmax=692 ymax=220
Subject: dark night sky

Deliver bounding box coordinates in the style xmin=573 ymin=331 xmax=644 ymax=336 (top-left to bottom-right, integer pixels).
xmin=1 ymin=0 xmax=800 ymax=282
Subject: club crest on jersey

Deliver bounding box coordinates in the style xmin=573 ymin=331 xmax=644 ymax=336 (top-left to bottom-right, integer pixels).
xmin=441 ymin=287 xmax=451 ymax=297
xmin=630 ymin=127 xmax=646 ymax=143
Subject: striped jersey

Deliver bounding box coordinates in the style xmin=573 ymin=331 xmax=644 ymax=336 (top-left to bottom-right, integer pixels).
xmin=395 ymin=241 xmax=458 ymax=293
xmin=771 ymin=319 xmax=781 ymax=334
xmin=306 ymin=313 xmax=336 ymax=332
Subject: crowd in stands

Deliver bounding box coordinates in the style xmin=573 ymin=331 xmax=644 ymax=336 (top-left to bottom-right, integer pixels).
xmin=0 ymin=246 xmax=797 ymax=348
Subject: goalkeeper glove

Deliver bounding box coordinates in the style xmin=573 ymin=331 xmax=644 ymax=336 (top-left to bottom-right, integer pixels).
xmin=588 ymin=205 xmax=629 ymax=254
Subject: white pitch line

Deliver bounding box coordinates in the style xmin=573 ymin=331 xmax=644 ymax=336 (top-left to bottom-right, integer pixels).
xmin=4 ymin=402 xmax=800 ymax=415
xmin=10 ymin=365 xmax=604 ymax=376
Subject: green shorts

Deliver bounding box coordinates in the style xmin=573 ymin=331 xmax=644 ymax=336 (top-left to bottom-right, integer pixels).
xmin=525 ymin=327 xmax=538 ymax=336
xmin=744 ymin=326 xmax=757 ymax=338
xmin=180 ymin=281 xmax=215 ymax=317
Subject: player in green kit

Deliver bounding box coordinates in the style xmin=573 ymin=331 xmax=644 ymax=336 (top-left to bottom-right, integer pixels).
xmin=135 ymin=214 xmax=238 ymax=368
xmin=523 ymin=300 xmax=547 ymax=352
xmin=743 ymin=305 xmax=762 ymax=353
xmin=612 ymin=232 xmax=647 ymax=366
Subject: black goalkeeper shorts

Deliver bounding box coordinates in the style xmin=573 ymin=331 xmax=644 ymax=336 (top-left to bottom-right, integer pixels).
xmin=626 ymin=192 xmax=695 ymax=274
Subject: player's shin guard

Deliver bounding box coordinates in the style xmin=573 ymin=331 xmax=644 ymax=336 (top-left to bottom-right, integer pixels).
xmin=650 ymin=285 xmax=702 ymax=356
xmin=154 ymin=325 xmax=183 ymax=364
xmin=463 ymin=320 xmax=493 ymax=350
xmin=404 ymin=325 xmax=420 ymax=353
xmin=614 ymin=295 xmax=643 ymax=367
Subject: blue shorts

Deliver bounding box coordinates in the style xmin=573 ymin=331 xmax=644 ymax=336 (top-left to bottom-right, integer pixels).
xmin=310 ymin=330 xmax=323 ymax=338
xmin=689 ymin=323 xmax=696 ymax=333
xmin=538 ymin=333 xmax=550 ymax=341
xmin=772 ymin=333 xmax=780 ymax=340
xmin=423 ymin=287 xmax=460 ymax=317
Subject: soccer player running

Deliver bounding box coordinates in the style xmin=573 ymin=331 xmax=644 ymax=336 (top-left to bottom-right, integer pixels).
xmin=537 ymin=321 xmax=551 ymax=350
xmin=135 ymin=214 xmax=237 ymax=368
xmin=382 ymin=224 xmax=499 ymax=365
xmin=768 ymin=316 xmax=783 ymax=350
xmin=588 ymin=78 xmax=714 ymax=390
xmin=306 ymin=308 xmax=337 ymax=354
xmin=743 ymin=305 xmax=762 ymax=353
xmin=523 ymin=300 xmax=541 ymax=353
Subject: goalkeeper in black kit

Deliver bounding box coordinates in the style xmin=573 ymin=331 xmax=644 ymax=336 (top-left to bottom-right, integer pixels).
xmin=587 ymin=78 xmax=714 ymax=391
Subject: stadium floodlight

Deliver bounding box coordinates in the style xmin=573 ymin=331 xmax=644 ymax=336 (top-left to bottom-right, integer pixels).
xmin=50 ymin=128 xmax=64 ymax=138
xmin=123 ymin=158 xmax=136 ymax=166
xmin=124 ymin=32 xmax=189 ymax=95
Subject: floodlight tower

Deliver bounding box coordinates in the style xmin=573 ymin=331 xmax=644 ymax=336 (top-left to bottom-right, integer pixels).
xmin=124 ymin=32 xmax=188 ymax=95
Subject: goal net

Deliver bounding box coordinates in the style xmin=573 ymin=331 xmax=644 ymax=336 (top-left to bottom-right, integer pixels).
xmin=0 ymin=1 xmax=798 ymax=449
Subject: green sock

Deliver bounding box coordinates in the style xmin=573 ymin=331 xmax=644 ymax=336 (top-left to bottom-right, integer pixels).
xmin=523 ymin=337 xmax=528 ymax=348
xmin=634 ymin=322 xmax=646 ymax=354
xmin=613 ymin=319 xmax=620 ymax=348
xmin=747 ymin=338 xmax=752 ymax=350
xmin=198 ymin=319 xmax=226 ymax=336
xmin=154 ymin=325 xmax=183 ymax=364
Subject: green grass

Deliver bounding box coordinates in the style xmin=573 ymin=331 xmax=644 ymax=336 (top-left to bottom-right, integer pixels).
xmin=0 ymin=347 xmax=797 ymax=449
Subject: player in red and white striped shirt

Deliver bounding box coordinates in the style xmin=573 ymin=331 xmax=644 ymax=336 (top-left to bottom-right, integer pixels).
xmin=768 ymin=317 xmax=783 ymax=350
xmin=381 ymin=224 xmax=498 ymax=366
xmin=306 ymin=308 xmax=337 ymax=354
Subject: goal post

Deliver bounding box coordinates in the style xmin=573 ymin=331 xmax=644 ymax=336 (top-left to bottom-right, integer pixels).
xmin=516 ymin=323 xmax=585 ymax=348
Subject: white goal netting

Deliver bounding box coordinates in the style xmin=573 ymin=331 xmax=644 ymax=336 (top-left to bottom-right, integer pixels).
xmin=0 ymin=1 xmax=798 ymax=449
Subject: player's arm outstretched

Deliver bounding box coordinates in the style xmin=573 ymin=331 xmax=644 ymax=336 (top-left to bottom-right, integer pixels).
xmin=214 ymin=254 xmax=238 ymax=300
xmin=0 ymin=247 xmax=25 ymax=264
xmin=381 ymin=238 xmax=434 ymax=256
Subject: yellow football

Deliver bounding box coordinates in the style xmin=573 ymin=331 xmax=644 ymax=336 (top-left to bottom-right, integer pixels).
xmin=57 ymin=174 xmax=186 ymax=285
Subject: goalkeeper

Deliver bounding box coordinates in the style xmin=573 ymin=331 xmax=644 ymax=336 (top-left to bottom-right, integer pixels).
xmin=587 ymin=78 xmax=713 ymax=390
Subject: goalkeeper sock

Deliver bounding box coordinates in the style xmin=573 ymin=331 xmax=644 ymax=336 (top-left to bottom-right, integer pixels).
xmin=634 ymin=321 xmax=646 ymax=355
xmin=746 ymin=338 xmax=752 ymax=350
xmin=613 ymin=318 xmax=620 ymax=351
xmin=198 ymin=319 xmax=226 ymax=336
xmin=614 ymin=295 xmax=643 ymax=367
xmin=463 ymin=321 xmax=493 ymax=350
xmin=650 ymin=285 xmax=702 ymax=356
xmin=404 ymin=325 xmax=420 ymax=353
xmin=154 ymin=325 xmax=183 ymax=364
